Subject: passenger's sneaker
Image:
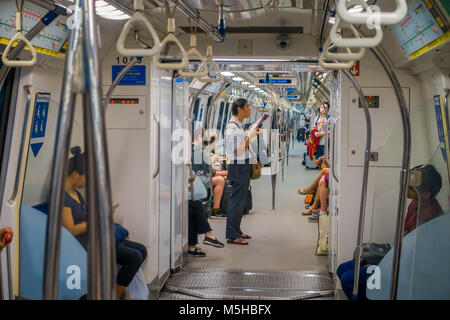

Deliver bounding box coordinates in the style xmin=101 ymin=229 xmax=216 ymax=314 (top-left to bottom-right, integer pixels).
xmin=188 ymin=247 xmax=206 ymax=257
xmin=308 ymin=215 xmax=319 ymax=222
xmin=203 ymin=236 xmax=225 ymax=248
xmin=210 ymin=211 xmax=227 ymax=219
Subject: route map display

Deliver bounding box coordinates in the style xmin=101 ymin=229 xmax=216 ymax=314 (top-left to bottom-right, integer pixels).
xmin=393 ymin=0 xmax=448 ymax=57
xmin=0 ymin=1 xmax=69 ymax=57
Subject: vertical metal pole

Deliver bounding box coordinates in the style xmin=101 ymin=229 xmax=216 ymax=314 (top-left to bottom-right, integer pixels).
xmin=81 ymin=0 xmax=115 ymax=300
xmin=43 ymin=0 xmax=83 ymax=298
xmin=370 ymin=47 xmax=411 ymax=300
xmin=342 ymin=70 xmax=372 ymax=300
xmin=83 ymin=95 xmax=102 ymax=299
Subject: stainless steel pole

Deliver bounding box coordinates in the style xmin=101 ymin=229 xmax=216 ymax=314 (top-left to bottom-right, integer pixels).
xmin=342 ymin=70 xmax=372 ymax=300
xmin=42 ymin=0 xmax=83 ymax=297
xmin=370 ymin=47 xmax=411 ymax=300
xmin=81 ymin=0 xmax=116 ymax=300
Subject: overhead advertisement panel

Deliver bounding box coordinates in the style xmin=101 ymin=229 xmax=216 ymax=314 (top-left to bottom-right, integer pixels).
xmin=393 ymin=0 xmax=449 ymax=59
xmin=255 ymin=78 xmax=297 ymax=86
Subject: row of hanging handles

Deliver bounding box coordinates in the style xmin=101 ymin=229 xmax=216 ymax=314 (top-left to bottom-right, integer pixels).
xmin=116 ymin=0 xmax=222 ymax=82
xmin=2 ymin=0 xmax=409 ymax=73
xmin=319 ymin=0 xmax=408 ymax=70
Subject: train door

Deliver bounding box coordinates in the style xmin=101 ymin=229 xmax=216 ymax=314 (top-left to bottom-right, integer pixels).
xmin=1 ymin=64 xmax=88 ymax=299
xmin=158 ymin=69 xmax=173 ymax=288
xmin=0 ymin=67 xmax=19 ymax=300
xmin=328 ymin=74 xmax=342 ymax=274
xmin=170 ymin=77 xmax=189 ymax=271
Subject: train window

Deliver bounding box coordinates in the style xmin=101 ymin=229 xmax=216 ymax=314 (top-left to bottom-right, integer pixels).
xmin=221 ymin=103 xmax=230 ymax=134
xmin=192 ymin=99 xmax=200 ymax=122
xmin=216 ymin=101 xmax=225 ymax=130
xmin=0 ymin=69 xmax=15 ymax=171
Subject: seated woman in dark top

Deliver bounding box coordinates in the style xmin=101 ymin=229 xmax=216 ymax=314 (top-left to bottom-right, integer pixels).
xmin=62 ymin=146 xmax=147 ymax=300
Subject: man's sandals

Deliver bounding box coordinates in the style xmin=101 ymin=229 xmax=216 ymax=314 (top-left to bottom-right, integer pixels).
xmin=227 ymin=238 xmax=249 ymax=245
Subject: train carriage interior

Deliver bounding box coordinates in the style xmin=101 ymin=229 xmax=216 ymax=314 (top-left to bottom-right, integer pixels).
xmin=0 ymin=0 xmax=449 ymax=301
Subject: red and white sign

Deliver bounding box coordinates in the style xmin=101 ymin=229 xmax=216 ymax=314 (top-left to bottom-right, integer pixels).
xmin=349 ymin=60 xmax=360 ymax=77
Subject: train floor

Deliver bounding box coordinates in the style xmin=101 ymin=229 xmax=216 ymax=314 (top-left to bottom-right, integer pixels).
xmin=160 ymin=141 xmax=346 ymax=300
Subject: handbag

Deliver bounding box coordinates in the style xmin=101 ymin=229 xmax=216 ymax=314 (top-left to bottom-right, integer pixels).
xmin=114 ymin=223 xmax=129 ymax=245
xmin=353 ymin=243 xmax=391 ymax=266
xmin=250 ymin=135 xmax=262 ymax=180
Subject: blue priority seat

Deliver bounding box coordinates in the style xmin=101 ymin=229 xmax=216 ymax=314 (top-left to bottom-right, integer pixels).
xmin=366 ymin=213 xmax=450 ymax=300
xmin=20 ymin=205 xmax=87 ymax=300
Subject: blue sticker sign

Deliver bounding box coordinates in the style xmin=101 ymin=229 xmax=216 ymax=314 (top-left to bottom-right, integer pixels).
xmin=30 ymin=92 xmax=50 ymax=157
xmin=112 ymin=65 xmax=146 ymax=85
xmin=434 ymin=95 xmax=445 ymax=143
xmin=31 ymin=94 xmax=50 ymax=138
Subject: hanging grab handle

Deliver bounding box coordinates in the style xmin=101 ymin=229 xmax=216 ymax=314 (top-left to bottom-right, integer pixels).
xmin=330 ymin=15 xmax=383 ymax=48
xmin=319 ymin=48 xmax=355 ymax=70
xmin=2 ymin=11 xmax=37 ymax=67
xmin=323 ymin=36 xmax=366 ymax=61
xmin=337 ymin=0 xmax=408 ymax=26
xmin=179 ymin=34 xmax=208 ymax=78
xmin=198 ymin=45 xmax=223 ymax=83
xmin=153 ymin=18 xmax=188 ymax=70
xmin=116 ymin=11 xmax=161 ymax=56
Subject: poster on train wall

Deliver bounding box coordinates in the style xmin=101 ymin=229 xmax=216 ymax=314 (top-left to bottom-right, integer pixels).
xmin=112 ymin=65 xmax=146 ymax=85
xmin=30 ymin=92 xmax=51 ymax=157
xmin=434 ymin=95 xmax=449 ymax=164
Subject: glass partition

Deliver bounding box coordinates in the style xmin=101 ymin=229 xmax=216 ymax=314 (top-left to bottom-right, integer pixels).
xmin=19 ymin=95 xmax=87 ymax=300
xmin=406 ymin=96 xmax=450 ymax=299
xmin=367 ymin=97 xmax=450 ymax=299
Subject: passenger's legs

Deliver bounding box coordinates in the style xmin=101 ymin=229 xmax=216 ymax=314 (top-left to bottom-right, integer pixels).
xmin=337 ymin=260 xmax=369 ymax=300
xmin=298 ymin=168 xmax=329 ymax=194
xmin=318 ymin=175 xmax=328 ymax=213
xmin=212 ymin=176 xmax=225 ymax=210
xmin=226 ymin=164 xmax=251 ymax=240
xmin=116 ymin=240 xmax=147 ymax=299
xmin=188 ymin=200 xmax=200 ymax=247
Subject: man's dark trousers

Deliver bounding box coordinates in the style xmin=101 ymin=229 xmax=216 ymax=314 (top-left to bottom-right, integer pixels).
xmin=226 ymin=162 xmax=251 ymax=239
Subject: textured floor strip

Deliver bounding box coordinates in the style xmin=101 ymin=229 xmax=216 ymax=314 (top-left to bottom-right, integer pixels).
xmin=162 ymin=268 xmax=334 ymax=300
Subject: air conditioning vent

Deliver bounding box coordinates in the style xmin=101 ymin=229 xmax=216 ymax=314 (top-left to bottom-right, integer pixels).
xmin=178 ymin=26 xmax=303 ymax=34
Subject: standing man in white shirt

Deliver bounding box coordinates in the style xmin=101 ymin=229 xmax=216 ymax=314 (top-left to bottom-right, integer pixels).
xmin=224 ymin=98 xmax=258 ymax=245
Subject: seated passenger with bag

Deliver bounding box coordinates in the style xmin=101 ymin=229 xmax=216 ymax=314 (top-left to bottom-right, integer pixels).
xmin=62 ymin=147 xmax=147 ymax=300
xmin=188 ymin=175 xmax=225 ymax=256
xmin=192 ymin=128 xmax=228 ymax=218
xmin=337 ymin=164 xmax=443 ymax=300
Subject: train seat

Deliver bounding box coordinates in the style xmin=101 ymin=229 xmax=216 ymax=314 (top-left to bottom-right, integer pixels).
xmin=20 ymin=204 xmax=87 ymax=300
xmin=366 ymin=213 xmax=450 ymax=300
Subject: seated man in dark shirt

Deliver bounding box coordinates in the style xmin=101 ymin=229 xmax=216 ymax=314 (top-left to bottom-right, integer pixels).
xmin=337 ymin=164 xmax=443 ymax=300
